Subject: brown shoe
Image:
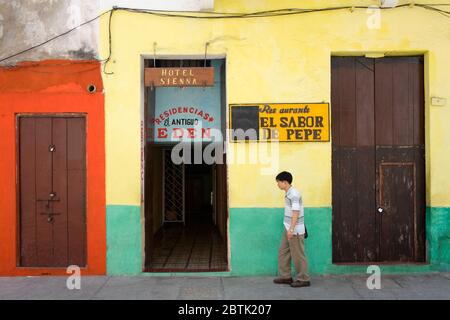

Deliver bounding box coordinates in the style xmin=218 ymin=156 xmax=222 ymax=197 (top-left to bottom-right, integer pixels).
xmin=290 ymin=280 xmax=311 ymax=288
xmin=273 ymin=277 xmax=293 ymax=284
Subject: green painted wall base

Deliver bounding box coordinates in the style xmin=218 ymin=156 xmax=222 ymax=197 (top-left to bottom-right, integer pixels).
xmin=229 ymin=207 xmax=450 ymax=276
xmin=106 ymin=205 xmax=450 ymax=276
xmin=106 ymin=205 xmax=142 ymax=275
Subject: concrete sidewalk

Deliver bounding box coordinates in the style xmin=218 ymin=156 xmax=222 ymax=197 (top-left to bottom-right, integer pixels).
xmin=0 ymin=273 xmax=448 ymax=300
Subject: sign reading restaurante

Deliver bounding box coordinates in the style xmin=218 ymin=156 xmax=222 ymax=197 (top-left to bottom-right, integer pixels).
xmin=230 ymin=103 xmax=330 ymax=142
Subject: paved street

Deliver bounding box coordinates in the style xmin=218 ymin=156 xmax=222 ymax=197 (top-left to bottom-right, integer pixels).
xmin=0 ymin=273 xmax=448 ymax=300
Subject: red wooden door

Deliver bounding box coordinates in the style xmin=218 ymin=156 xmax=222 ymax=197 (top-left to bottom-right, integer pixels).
xmin=331 ymin=56 xmax=425 ymax=263
xmin=19 ymin=116 xmax=86 ymax=267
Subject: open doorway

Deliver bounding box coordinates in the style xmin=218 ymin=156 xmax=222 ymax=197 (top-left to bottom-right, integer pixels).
xmin=144 ymin=145 xmax=228 ymax=272
xmin=143 ymin=59 xmax=228 ymax=272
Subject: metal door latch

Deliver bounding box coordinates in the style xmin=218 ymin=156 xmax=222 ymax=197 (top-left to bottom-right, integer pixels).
xmin=37 ymin=193 xmax=60 ymax=223
xmin=39 ymin=212 xmax=61 ymax=223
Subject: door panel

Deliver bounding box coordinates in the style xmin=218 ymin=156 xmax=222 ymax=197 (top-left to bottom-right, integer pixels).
xmin=67 ymin=118 xmax=87 ymax=266
xmin=52 ymin=118 xmax=69 ymax=266
xmin=374 ymin=57 xmax=424 ymax=146
xmin=19 ymin=116 xmax=86 ymax=267
xmin=356 ymin=147 xmax=377 ymax=261
xmin=332 ymin=56 xmax=425 ymax=263
xmin=332 ymin=147 xmax=377 ymax=262
xmin=376 ymin=146 xmax=426 ymax=262
xmin=19 ymin=118 xmax=37 ymax=266
xmin=332 ymin=57 xmax=377 ymax=263
xmin=332 ymin=147 xmax=358 ymax=262
xmin=379 ymin=162 xmax=415 ymax=262
xmin=35 ymin=118 xmax=53 ymax=266
xmin=374 ymin=57 xmax=425 ymax=262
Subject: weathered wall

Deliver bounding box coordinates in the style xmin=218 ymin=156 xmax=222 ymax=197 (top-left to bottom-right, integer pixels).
xmin=0 ymin=60 xmax=106 ymax=276
xmin=101 ymin=0 xmax=214 ymax=12
xmin=0 ymin=1 xmax=107 ymax=276
xmin=0 ymin=0 xmax=99 ymax=66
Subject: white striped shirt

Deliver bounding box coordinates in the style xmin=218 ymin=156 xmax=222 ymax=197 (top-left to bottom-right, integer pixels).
xmin=284 ymin=186 xmax=305 ymax=235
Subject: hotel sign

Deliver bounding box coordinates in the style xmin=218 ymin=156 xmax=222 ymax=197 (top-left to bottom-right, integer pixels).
xmin=145 ymin=67 xmax=215 ymax=87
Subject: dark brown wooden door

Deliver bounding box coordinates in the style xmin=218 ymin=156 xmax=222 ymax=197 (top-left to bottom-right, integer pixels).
xmin=331 ymin=57 xmax=425 ymax=263
xmin=19 ymin=116 xmax=86 ymax=267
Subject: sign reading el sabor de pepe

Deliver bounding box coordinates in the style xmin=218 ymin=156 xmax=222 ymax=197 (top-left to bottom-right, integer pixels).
xmin=145 ymin=67 xmax=215 ymax=87
xmin=230 ymin=103 xmax=330 ymax=142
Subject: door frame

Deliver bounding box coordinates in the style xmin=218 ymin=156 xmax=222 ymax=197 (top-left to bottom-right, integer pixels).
xmin=141 ymin=56 xmax=230 ymax=272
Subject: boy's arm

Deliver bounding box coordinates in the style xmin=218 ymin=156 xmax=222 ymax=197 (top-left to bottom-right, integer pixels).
xmin=289 ymin=211 xmax=300 ymax=232
xmin=288 ymin=193 xmax=302 ymax=234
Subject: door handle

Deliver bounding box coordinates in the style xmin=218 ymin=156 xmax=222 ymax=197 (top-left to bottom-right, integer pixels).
xmin=37 ymin=192 xmax=61 ymax=223
xmin=37 ymin=193 xmax=60 ymax=206
xmin=377 ymin=207 xmax=384 ymax=214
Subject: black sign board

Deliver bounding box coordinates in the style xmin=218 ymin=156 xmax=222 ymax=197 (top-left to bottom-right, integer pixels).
xmin=230 ymin=105 xmax=260 ymax=141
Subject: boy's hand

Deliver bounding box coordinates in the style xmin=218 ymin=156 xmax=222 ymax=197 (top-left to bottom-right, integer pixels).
xmin=287 ymin=230 xmax=294 ymax=240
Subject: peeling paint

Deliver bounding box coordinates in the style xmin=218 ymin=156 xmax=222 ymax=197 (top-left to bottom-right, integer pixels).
xmin=0 ymin=0 xmax=99 ymax=66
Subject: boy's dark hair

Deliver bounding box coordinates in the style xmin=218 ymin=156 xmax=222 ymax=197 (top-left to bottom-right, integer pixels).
xmin=276 ymin=171 xmax=293 ymax=184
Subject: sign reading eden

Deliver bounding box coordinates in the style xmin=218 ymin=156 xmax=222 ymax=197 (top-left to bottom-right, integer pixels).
xmin=145 ymin=67 xmax=215 ymax=87
xmin=153 ymin=106 xmax=218 ymax=141
xmin=230 ymin=103 xmax=330 ymax=142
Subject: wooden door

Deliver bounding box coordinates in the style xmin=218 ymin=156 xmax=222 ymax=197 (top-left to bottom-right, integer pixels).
xmin=214 ymin=155 xmax=228 ymax=245
xmin=331 ymin=56 xmax=425 ymax=263
xmin=19 ymin=116 xmax=86 ymax=267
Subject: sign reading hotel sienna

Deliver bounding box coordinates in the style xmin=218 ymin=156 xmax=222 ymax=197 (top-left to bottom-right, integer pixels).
xmin=145 ymin=67 xmax=215 ymax=87
xmin=230 ymin=103 xmax=330 ymax=142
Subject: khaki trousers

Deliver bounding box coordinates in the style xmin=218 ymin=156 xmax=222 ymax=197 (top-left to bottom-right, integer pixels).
xmin=278 ymin=230 xmax=310 ymax=282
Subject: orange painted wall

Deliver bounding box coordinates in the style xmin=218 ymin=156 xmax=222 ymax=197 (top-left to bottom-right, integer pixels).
xmin=0 ymin=60 xmax=106 ymax=276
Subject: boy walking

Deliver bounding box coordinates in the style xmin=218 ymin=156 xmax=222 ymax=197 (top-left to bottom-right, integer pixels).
xmin=273 ymin=171 xmax=311 ymax=288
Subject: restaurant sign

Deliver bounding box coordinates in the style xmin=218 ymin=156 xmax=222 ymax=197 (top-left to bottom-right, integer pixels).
xmin=230 ymin=103 xmax=330 ymax=142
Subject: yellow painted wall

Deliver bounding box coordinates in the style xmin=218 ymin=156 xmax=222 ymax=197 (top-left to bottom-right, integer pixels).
xmin=101 ymin=0 xmax=450 ymax=208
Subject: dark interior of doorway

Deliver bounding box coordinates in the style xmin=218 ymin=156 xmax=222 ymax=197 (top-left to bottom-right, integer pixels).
xmin=144 ymin=144 xmax=228 ymax=272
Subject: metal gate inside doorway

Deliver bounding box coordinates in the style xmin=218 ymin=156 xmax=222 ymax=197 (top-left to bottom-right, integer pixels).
xmin=162 ymin=149 xmax=185 ymax=225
